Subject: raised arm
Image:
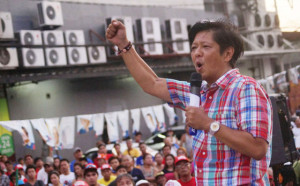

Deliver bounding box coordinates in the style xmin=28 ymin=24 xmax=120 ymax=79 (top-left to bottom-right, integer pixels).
xmin=106 ymin=20 xmax=172 ymax=102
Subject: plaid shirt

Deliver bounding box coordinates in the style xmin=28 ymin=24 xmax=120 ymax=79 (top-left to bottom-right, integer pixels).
xmin=166 ymin=69 xmax=272 ymax=185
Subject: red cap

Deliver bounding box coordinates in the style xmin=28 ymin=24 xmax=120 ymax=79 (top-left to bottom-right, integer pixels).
xmin=15 ymin=164 xmax=24 ymax=170
xmin=73 ymin=180 xmax=89 ymax=186
xmin=97 ymin=153 xmax=106 ymax=159
xmin=175 ymin=155 xmax=189 ymax=165
xmin=101 ymin=163 xmax=111 ymax=170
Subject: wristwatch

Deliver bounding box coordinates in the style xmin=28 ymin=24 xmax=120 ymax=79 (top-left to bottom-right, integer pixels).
xmin=209 ymin=121 xmax=220 ymax=135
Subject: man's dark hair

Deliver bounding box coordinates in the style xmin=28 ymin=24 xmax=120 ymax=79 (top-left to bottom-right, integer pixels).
xmin=84 ymin=167 xmax=98 ymax=177
xmin=97 ymin=142 xmax=106 ymax=149
xmin=116 ymin=165 xmax=127 ymax=172
xmin=162 ymin=144 xmax=171 ymax=150
xmin=25 ymin=164 xmax=36 ymax=174
xmin=34 ymin=157 xmax=42 ymax=164
xmin=139 ymin=142 xmax=145 ymax=147
xmin=115 ymin=174 xmax=134 ymax=185
xmin=108 ymin=156 xmax=119 ymax=164
xmin=135 ymin=131 xmax=142 ymax=136
xmin=24 ymin=154 xmax=33 ymax=160
xmin=188 ymin=20 xmax=244 ymax=68
xmin=60 ymin=158 xmax=69 ymax=164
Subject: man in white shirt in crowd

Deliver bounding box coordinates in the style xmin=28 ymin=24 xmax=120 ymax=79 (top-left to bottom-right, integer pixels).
xmin=59 ymin=159 xmax=75 ymax=186
xmin=37 ymin=156 xmax=54 ymax=185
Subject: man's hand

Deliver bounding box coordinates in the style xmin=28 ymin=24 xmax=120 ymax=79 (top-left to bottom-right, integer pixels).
xmin=185 ymin=106 xmax=214 ymax=132
xmin=106 ymin=20 xmax=129 ymax=49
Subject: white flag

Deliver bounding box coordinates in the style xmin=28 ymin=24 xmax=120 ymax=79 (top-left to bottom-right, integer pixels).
xmin=130 ymin=108 xmax=141 ymax=135
xmin=117 ymin=110 xmax=130 ymax=138
xmin=45 ymin=118 xmax=61 ymax=150
xmin=93 ymin=113 xmax=104 ymax=136
xmin=163 ymin=103 xmax=178 ymax=126
xmin=104 ymin=112 xmax=119 ymax=142
xmin=181 ymin=110 xmax=186 ymax=124
xmin=289 ymin=67 xmax=299 ymax=84
xmin=31 ymin=119 xmax=53 ymax=147
xmin=1 ymin=120 xmax=35 ymax=150
xmin=77 ymin=114 xmax=93 ymax=134
xmin=60 ymin=116 xmax=75 ymax=149
xmin=141 ymin=106 xmax=157 ymax=133
xmin=152 ymin=105 xmax=166 ymax=132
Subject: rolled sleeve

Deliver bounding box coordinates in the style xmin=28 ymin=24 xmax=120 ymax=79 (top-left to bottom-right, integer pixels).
xmin=166 ymin=78 xmax=190 ymax=110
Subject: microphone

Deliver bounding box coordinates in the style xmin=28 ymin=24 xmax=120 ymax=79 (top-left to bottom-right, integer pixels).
xmin=189 ymin=72 xmax=202 ymax=136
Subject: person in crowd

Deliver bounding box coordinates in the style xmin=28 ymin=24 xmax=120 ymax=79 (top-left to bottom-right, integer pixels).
xmin=98 ymin=164 xmax=116 ymax=186
xmin=73 ymin=180 xmax=89 ymax=186
xmin=24 ymin=165 xmax=45 ymax=186
xmin=162 ymin=154 xmax=177 ymax=181
xmin=53 ymin=157 xmax=61 ymax=172
xmin=136 ymin=142 xmax=150 ymax=167
xmin=108 ymin=156 xmax=120 ymax=175
xmin=279 ymin=163 xmax=297 ymax=186
xmin=164 ymin=137 xmax=178 ymax=156
xmin=71 ymin=147 xmax=93 ymax=172
xmin=108 ymin=165 xmax=129 ymax=186
xmin=9 ymin=172 xmax=20 ymax=186
xmin=161 ymin=145 xmax=171 ymax=158
xmin=166 ymin=128 xmax=179 ymax=147
xmin=84 ymin=163 xmax=101 ymax=186
xmin=79 ymin=156 xmax=89 ymax=168
xmin=18 ymin=157 xmax=25 ymax=167
xmin=0 ymin=167 xmax=10 ymax=185
xmin=106 ymin=19 xmax=272 ymax=185
xmin=291 ymin=116 xmax=300 ymax=151
xmin=140 ymin=153 xmax=158 ymax=183
xmin=98 ymin=143 xmax=113 ymax=162
xmin=15 ymin=164 xmax=27 ymax=183
xmin=121 ymin=155 xmax=145 ymax=183
xmin=135 ymin=179 xmax=150 ymax=186
xmin=0 ymin=155 xmax=8 ymax=171
xmin=34 ymin=157 xmax=44 ymax=174
xmin=180 ymin=125 xmax=194 ymax=159
xmin=112 ymin=143 xmax=122 ymax=159
xmin=59 ymin=159 xmax=75 ymax=185
xmin=96 ymin=154 xmax=107 ymax=180
xmin=176 ymin=147 xmax=188 ymax=157
xmin=5 ymin=161 xmax=14 ymax=176
xmin=24 ymin=155 xmax=34 ymax=171
xmin=175 ymin=156 xmax=195 ymax=186
xmin=115 ymin=174 xmax=134 ymax=186
xmin=48 ymin=170 xmax=62 ymax=186
xmin=154 ymin=153 xmax=164 ymax=172
xmin=134 ymin=132 xmax=143 ymax=144
xmin=37 ymin=157 xmax=54 ymax=185
xmin=154 ymin=171 xmax=166 ymax=186
xmin=73 ymin=162 xmax=85 ymax=182
xmin=122 ymin=138 xmax=140 ymax=158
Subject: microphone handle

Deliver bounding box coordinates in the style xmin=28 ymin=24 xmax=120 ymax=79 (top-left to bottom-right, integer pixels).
xmin=189 ymin=92 xmax=200 ymax=136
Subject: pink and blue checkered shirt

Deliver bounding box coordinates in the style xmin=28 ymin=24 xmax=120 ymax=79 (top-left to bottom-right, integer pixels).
xmin=167 ymin=69 xmax=272 ymax=185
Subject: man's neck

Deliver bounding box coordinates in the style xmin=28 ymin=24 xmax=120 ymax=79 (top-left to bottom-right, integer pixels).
xmin=180 ymin=174 xmax=192 ymax=183
xmin=104 ymin=176 xmax=111 ymax=181
xmin=63 ymin=171 xmax=69 ymax=175
xmin=28 ymin=178 xmax=36 ymax=184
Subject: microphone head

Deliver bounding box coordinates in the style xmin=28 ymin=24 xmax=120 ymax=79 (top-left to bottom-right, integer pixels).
xmin=190 ymin=72 xmax=202 ymax=87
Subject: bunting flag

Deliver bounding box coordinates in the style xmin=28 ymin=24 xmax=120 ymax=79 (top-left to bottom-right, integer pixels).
xmin=163 ymin=103 xmax=178 ymax=126
xmin=31 ymin=119 xmax=53 ymax=147
xmin=0 ymin=124 xmax=14 ymax=157
xmin=1 ymin=120 xmax=35 ymax=150
xmin=266 ymin=76 xmax=275 ymax=94
xmin=117 ymin=110 xmax=130 ymax=138
xmin=59 ymin=116 xmax=75 ymax=149
xmin=104 ymin=112 xmax=119 ymax=142
xmin=93 ymin=113 xmax=104 ymax=136
xmin=77 ymin=114 xmax=93 ymax=134
xmin=45 ymin=118 xmax=62 ymax=150
xmin=289 ymin=67 xmax=299 ymax=84
xmin=130 ymin=108 xmax=141 ymax=135
xmin=152 ymin=105 xmax=166 ymax=132
xmin=274 ymin=71 xmax=288 ymax=93
xmin=141 ymin=106 xmax=157 ymax=133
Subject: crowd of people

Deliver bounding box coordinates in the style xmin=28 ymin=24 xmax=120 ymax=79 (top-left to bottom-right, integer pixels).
xmin=0 ymin=128 xmax=196 ymax=186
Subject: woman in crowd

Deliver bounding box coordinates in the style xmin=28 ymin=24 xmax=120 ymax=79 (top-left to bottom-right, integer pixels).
xmin=180 ymin=125 xmax=194 ymax=159
xmin=154 ymin=153 xmax=164 ymax=172
xmin=112 ymin=143 xmax=123 ymax=159
xmin=48 ymin=170 xmax=62 ymax=186
xmin=162 ymin=154 xmax=177 ymax=181
xmin=53 ymin=157 xmax=60 ymax=172
xmin=140 ymin=153 xmax=158 ymax=183
xmin=73 ymin=163 xmax=85 ymax=181
xmin=176 ymin=147 xmax=188 ymax=157
xmin=115 ymin=173 xmax=134 ymax=186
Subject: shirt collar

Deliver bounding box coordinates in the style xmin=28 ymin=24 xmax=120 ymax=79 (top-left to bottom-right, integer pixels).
xmin=203 ymin=68 xmax=239 ymax=91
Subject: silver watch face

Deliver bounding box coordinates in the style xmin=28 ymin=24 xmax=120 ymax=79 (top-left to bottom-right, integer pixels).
xmin=210 ymin=121 xmax=220 ymax=134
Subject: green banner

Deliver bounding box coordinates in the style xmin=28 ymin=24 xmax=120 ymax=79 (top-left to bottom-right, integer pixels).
xmin=0 ymin=125 xmax=14 ymax=157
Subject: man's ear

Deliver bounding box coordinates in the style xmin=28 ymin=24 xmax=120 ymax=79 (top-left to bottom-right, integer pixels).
xmin=223 ymin=47 xmax=234 ymax=63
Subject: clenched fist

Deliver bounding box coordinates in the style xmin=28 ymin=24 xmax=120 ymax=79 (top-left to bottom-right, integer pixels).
xmin=106 ymin=20 xmax=129 ymax=49
xmin=185 ymin=106 xmax=214 ymax=132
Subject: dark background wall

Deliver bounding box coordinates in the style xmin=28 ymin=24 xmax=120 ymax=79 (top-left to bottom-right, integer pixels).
xmin=1 ymin=0 xmax=222 ymax=160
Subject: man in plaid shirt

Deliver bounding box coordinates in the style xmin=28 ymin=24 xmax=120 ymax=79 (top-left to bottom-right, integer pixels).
xmin=106 ymin=20 xmax=272 ymax=185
